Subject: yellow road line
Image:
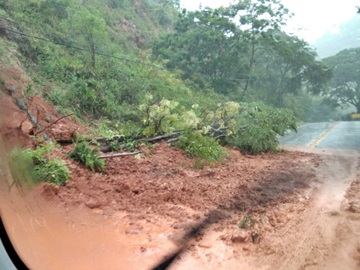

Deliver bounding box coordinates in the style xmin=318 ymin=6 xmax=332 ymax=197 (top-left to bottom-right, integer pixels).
xmin=308 ymin=122 xmax=340 ymax=148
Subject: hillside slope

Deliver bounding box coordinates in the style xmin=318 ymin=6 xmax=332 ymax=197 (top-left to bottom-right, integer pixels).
xmin=313 ymin=15 xmax=360 ymax=58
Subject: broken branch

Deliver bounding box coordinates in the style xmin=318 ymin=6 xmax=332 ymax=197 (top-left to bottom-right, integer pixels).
xmin=35 ymin=113 xmax=74 ymax=135
xmin=98 ymin=151 xmax=144 ymax=159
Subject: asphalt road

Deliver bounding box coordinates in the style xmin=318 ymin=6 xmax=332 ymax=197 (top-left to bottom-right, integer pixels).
xmin=279 ymin=121 xmax=360 ymax=150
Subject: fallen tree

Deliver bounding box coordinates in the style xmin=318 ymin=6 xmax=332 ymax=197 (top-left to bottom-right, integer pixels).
xmin=66 ymin=99 xmax=297 ymax=159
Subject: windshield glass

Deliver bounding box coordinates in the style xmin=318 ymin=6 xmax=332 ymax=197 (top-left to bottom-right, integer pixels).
xmin=1 ymin=1 xmax=360 ymax=269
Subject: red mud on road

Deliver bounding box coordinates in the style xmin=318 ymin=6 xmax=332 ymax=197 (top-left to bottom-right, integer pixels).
xmin=0 ymin=140 xmax=322 ymax=270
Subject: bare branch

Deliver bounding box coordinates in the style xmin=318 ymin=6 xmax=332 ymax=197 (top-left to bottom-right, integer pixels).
xmin=99 ymin=151 xmax=144 ymax=159
xmin=35 ymin=113 xmax=74 ymax=135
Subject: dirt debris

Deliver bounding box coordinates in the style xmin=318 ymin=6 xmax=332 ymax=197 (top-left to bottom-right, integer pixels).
xmin=51 ymin=142 xmax=319 ymax=228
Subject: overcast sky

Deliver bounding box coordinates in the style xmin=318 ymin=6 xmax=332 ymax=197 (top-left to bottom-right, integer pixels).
xmin=180 ymin=0 xmax=359 ymax=43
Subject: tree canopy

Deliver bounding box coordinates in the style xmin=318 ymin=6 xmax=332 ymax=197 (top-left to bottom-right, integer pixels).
xmin=152 ymin=0 xmax=332 ymax=106
xmin=323 ymin=48 xmax=360 ymax=113
xmin=0 ymin=0 xmax=337 ymax=155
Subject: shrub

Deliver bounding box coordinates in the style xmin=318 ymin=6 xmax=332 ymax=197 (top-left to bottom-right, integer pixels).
xmin=227 ymin=103 xmax=297 ymax=154
xmin=177 ymin=131 xmax=227 ymax=167
xmin=33 ymin=158 xmax=70 ymax=185
xmin=8 ymin=144 xmax=70 ymax=187
xmin=68 ymin=141 xmax=105 ymax=172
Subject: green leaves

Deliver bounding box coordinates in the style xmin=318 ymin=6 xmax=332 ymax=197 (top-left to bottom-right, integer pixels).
xmin=251 ymin=31 xmax=332 ymax=107
xmin=140 ymin=96 xmax=181 ymax=136
xmin=9 ymin=144 xmax=70 ymax=186
xmin=65 ymin=6 xmax=108 ymax=67
xmin=138 ymin=96 xmax=242 ymax=138
xmin=68 ymin=141 xmax=106 ymax=172
xmin=178 ymin=131 xmax=227 ymax=167
xmin=34 ymin=158 xmax=70 ymax=186
xmin=153 ymin=6 xmax=247 ymax=95
xmin=138 ymin=96 xmax=296 ymax=155
xmin=226 ymin=103 xmax=297 ymax=154
xmin=323 ymin=48 xmax=360 ymax=113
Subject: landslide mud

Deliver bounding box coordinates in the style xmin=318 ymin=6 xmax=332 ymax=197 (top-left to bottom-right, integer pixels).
xmin=1 ymin=140 xmax=326 ymax=270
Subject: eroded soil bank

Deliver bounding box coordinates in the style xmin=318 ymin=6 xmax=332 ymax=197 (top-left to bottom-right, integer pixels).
xmin=1 ymin=143 xmax=360 ymax=270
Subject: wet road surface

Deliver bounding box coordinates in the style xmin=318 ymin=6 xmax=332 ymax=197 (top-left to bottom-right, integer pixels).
xmin=279 ymin=121 xmax=360 ymax=150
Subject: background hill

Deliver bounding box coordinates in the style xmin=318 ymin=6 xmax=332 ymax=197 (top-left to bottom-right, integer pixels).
xmin=313 ymin=14 xmax=360 ymax=58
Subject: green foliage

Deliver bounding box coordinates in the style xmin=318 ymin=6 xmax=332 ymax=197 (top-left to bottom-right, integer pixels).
xmin=152 ymin=2 xmax=331 ymax=111
xmin=200 ymin=101 xmax=240 ymax=137
xmin=153 ymin=7 xmax=247 ymax=94
xmin=7 ymin=148 xmax=38 ymax=188
xmin=4 ymin=0 xmax=310 ymax=157
xmin=153 ymin=0 xmax=293 ymax=99
xmin=323 ymin=48 xmax=360 ymax=113
xmin=9 ymin=144 xmax=70 ymax=186
xmin=138 ymin=95 xmax=240 ymax=137
xmin=65 ymin=6 xmax=108 ymax=68
xmin=252 ymin=31 xmax=333 ymax=107
xmin=33 ymin=158 xmax=70 ymax=185
xmin=106 ymin=136 xmax=140 ymax=152
xmin=140 ymin=94 xmax=181 ymax=136
xmin=239 ymin=215 xmax=255 ymax=229
xmin=227 ymin=103 xmax=297 ymax=154
xmin=178 ymin=131 xmax=227 ymax=167
xmin=4 ymin=0 xmax=191 ymax=123
xmin=138 ymin=97 xmax=295 ymax=155
xmin=68 ymin=141 xmax=105 ymax=172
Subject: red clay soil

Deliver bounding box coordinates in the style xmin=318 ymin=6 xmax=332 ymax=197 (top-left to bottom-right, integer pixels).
xmin=0 ymin=48 xmax=86 ymax=148
xmin=50 ymin=142 xmax=319 ymax=231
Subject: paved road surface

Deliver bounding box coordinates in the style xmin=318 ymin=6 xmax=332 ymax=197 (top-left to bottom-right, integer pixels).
xmin=279 ymin=121 xmax=360 ymax=150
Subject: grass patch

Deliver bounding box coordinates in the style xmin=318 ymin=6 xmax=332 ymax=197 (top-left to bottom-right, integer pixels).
xmin=177 ymin=131 xmax=227 ymax=168
xmin=8 ymin=144 xmax=70 ymax=188
xmin=68 ymin=140 xmax=105 ymax=172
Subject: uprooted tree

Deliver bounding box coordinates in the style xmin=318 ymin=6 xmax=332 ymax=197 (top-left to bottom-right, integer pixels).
xmin=134 ymin=94 xmax=297 ymax=154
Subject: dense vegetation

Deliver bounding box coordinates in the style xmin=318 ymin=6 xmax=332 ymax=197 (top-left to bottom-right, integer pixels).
xmin=323 ymin=48 xmax=360 ymax=114
xmin=153 ymin=2 xmax=332 ymax=108
xmin=0 ymin=0 xmax=342 ymax=165
xmin=8 ymin=143 xmax=70 ymax=187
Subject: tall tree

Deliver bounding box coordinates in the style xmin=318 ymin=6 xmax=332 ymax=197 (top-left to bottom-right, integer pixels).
xmin=228 ymin=0 xmax=291 ymax=101
xmin=153 ymin=7 xmax=247 ymax=94
xmin=323 ymin=48 xmax=360 ymax=113
xmin=67 ymin=6 xmax=108 ymax=68
xmin=152 ymin=0 xmax=292 ymax=99
xmin=254 ymin=31 xmax=332 ymax=106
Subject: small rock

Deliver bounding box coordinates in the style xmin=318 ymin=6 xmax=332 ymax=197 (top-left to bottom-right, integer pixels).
xmin=347 ymin=202 xmax=360 ymax=213
xmin=231 ymin=231 xmax=250 ymax=243
xmin=5 ymin=81 xmax=16 ymax=93
xmin=251 ymin=232 xmax=260 ymax=243
xmin=85 ymin=198 xmax=102 ymax=209
xmin=125 ymin=230 xmax=139 ymax=235
xmin=198 ymin=243 xmax=212 ymax=249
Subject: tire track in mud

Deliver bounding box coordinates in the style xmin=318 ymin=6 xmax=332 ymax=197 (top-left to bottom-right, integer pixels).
xmin=254 ymin=150 xmax=360 ymax=270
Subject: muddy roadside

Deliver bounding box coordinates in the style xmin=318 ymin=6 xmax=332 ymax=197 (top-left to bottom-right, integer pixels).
xmin=2 ymin=142 xmax=360 ymax=270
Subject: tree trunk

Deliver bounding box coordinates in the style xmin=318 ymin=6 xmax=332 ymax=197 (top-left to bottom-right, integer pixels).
xmin=240 ymin=35 xmax=256 ymax=102
xmin=90 ymin=42 xmax=96 ymax=68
